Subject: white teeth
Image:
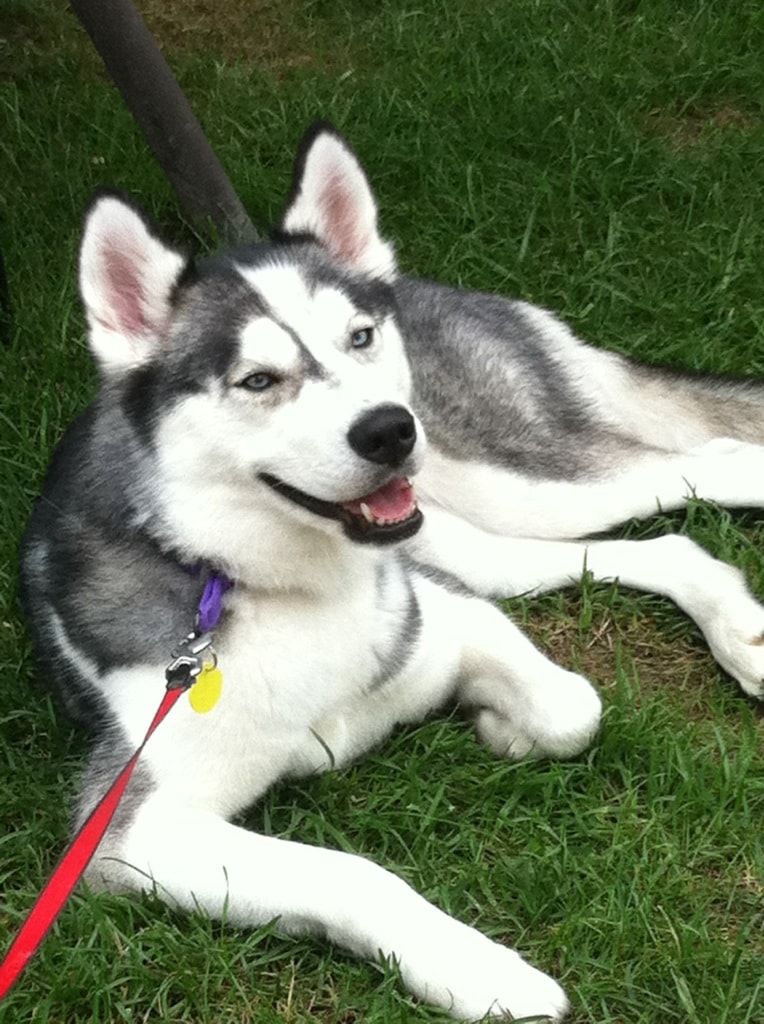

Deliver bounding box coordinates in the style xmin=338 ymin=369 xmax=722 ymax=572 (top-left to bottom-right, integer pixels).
xmin=359 ymin=502 xmax=375 ymax=524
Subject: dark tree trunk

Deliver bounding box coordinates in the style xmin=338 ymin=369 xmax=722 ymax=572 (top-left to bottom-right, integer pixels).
xmin=71 ymin=0 xmax=256 ymax=243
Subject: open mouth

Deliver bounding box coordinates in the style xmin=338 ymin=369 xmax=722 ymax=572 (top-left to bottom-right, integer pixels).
xmin=260 ymin=473 xmax=423 ymax=544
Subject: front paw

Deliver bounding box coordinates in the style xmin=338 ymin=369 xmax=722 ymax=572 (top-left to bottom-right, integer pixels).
xmin=462 ymin=944 xmax=569 ymax=1021
xmin=409 ymin=934 xmax=569 ymax=1021
xmin=476 ymin=670 xmax=602 ymax=761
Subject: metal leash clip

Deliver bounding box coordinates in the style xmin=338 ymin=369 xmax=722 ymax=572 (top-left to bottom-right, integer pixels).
xmin=165 ymin=630 xmax=215 ymax=690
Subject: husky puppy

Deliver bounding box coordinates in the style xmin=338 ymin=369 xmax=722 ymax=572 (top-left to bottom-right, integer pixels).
xmin=20 ymin=124 xmax=764 ymax=1020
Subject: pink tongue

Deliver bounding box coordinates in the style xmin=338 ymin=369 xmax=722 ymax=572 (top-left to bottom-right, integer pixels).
xmin=344 ymin=478 xmax=416 ymax=523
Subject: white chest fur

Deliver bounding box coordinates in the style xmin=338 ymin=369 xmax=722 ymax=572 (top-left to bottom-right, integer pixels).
xmin=100 ymin=551 xmax=424 ymax=817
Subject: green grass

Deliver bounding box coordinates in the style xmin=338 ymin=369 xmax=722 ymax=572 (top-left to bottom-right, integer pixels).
xmin=2 ymin=0 xmax=764 ymax=1021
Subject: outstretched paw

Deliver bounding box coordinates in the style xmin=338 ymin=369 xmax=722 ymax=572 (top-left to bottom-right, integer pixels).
xmin=404 ymin=930 xmax=569 ymax=1021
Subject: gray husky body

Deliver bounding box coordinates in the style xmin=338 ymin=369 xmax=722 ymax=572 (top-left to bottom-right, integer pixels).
xmin=20 ymin=125 xmax=764 ymax=1020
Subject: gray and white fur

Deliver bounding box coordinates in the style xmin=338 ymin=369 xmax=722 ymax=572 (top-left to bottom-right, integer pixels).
xmin=20 ymin=123 xmax=764 ymax=1021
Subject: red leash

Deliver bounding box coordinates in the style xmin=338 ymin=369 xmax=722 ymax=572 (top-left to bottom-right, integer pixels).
xmin=0 ymin=685 xmax=184 ymax=1000
xmin=0 ymin=571 xmax=232 ymax=1001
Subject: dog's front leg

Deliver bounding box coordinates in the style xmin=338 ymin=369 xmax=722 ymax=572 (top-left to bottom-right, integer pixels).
xmin=437 ymin=588 xmax=603 ymax=761
xmin=104 ymin=801 xmax=569 ymax=1021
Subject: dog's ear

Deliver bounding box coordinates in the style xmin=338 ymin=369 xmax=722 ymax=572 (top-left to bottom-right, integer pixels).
xmin=279 ymin=123 xmax=397 ymax=281
xmin=79 ymin=192 xmax=188 ymax=370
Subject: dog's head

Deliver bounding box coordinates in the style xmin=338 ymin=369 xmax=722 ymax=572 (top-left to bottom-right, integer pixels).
xmin=78 ymin=126 xmax=424 ymax=565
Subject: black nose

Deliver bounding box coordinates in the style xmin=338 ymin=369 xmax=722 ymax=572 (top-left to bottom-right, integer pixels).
xmin=348 ymin=404 xmax=417 ymax=467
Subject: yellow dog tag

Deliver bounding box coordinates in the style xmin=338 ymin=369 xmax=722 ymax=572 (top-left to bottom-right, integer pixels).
xmin=189 ymin=662 xmax=223 ymax=714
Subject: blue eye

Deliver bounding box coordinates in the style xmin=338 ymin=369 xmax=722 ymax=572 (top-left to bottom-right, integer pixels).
xmin=241 ymin=372 xmax=275 ymax=392
xmin=351 ymin=326 xmax=374 ymax=349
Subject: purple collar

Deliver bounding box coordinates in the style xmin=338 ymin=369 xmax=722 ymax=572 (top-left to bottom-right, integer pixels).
xmin=196 ymin=571 xmax=234 ymax=632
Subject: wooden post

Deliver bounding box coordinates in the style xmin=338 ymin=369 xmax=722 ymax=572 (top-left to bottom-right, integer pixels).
xmin=71 ymin=0 xmax=257 ymax=243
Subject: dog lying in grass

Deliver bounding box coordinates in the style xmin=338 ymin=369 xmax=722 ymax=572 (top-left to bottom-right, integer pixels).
xmin=21 ymin=123 xmax=764 ymax=1019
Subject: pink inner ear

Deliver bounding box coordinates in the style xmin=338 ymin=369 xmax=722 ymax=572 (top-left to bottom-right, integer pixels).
xmin=102 ymin=247 xmax=149 ymax=335
xmin=319 ymin=173 xmax=369 ymax=267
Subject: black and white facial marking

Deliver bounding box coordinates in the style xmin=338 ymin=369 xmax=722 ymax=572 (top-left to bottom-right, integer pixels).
xmin=225 ymin=249 xmax=425 ymax=543
xmin=119 ymin=267 xmax=268 ymax=441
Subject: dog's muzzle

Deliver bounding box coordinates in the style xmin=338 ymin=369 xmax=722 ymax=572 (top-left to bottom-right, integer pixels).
xmin=260 ymin=404 xmax=423 ymax=544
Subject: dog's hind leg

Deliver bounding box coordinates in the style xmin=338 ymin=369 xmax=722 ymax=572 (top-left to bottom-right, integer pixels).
xmin=410 ymin=507 xmax=764 ymax=698
xmin=418 ymin=438 xmax=764 ymax=538
xmin=98 ymin=801 xmax=569 ymax=1022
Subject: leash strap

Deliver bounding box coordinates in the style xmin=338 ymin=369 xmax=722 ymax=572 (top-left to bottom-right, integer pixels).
xmin=0 ymin=571 xmax=232 ymax=1001
xmin=0 ymin=686 xmax=183 ymax=1000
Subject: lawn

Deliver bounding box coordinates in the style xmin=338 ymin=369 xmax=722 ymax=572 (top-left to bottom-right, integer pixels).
xmin=1 ymin=1 xmax=763 ymax=1021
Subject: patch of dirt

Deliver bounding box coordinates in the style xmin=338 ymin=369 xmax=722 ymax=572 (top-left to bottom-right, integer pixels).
xmin=1 ymin=2 xmax=337 ymax=81
xmin=515 ymin=593 xmax=737 ymax=721
xmin=140 ymin=0 xmax=324 ymax=70
xmin=645 ymin=102 xmax=758 ymax=151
